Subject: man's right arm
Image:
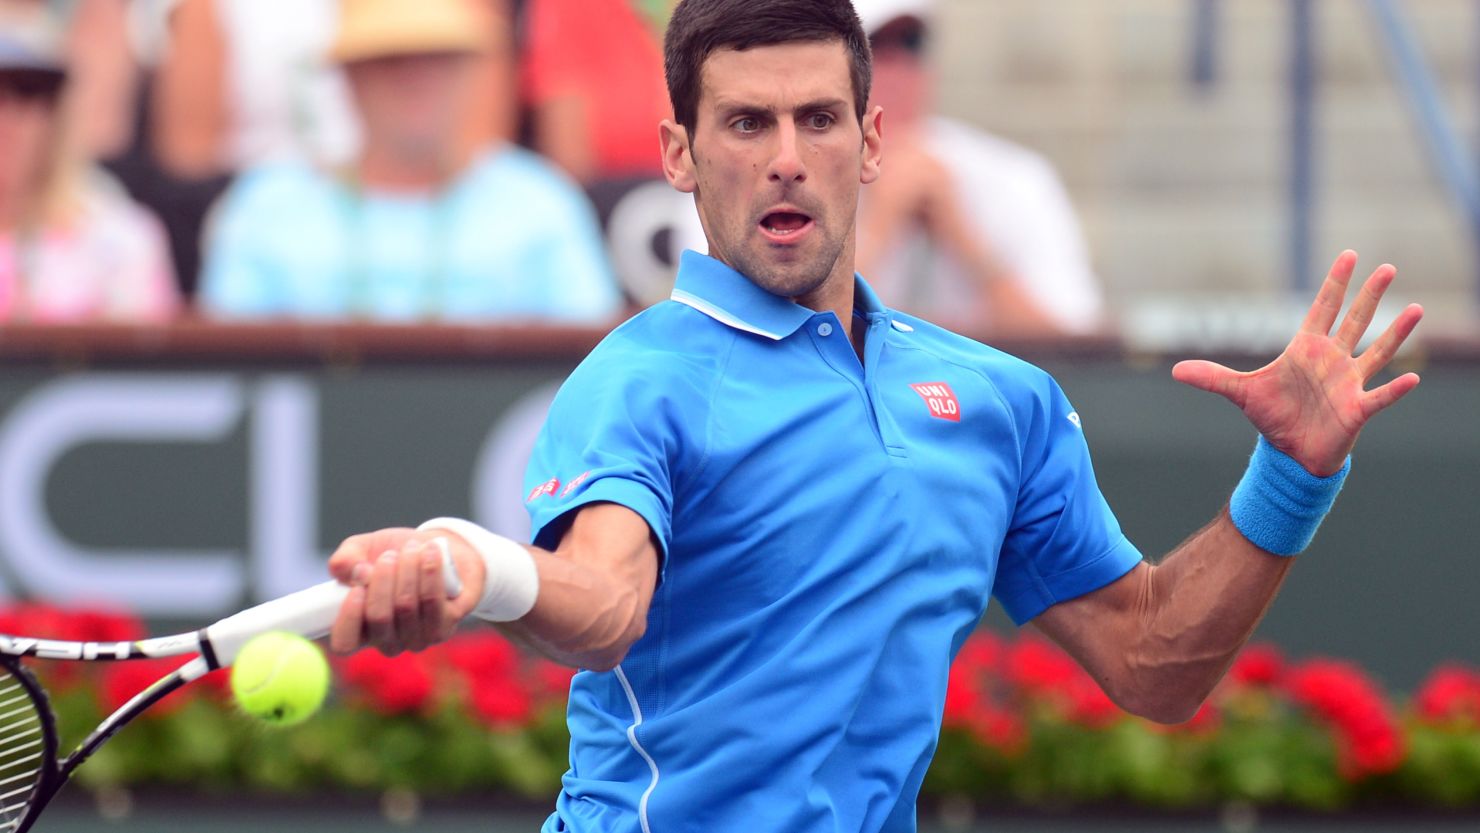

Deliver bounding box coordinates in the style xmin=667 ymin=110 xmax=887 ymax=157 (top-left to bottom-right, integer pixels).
xmin=327 ymin=502 xmax=659 ymax=672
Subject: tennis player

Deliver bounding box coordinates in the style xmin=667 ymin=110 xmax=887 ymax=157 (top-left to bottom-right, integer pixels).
xmin=327 ymin=1 xmax=1425 ymax=830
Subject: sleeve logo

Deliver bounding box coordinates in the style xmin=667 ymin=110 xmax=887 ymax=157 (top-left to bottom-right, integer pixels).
xmin=560 ymin=470 xmax=591 ymax=498
xmin=526 ymin=477 xmax=561 ymax=503
xmin=909 ymin=382 xmax=961 ymax=422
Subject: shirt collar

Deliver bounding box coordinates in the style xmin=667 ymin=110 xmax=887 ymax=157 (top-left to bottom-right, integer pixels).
xmin=670 ymin=250 xmax=891 ymax=340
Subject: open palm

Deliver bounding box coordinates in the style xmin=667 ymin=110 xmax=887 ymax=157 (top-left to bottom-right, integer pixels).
xmin=1171 ymin=251 xmax=1424 ymax=477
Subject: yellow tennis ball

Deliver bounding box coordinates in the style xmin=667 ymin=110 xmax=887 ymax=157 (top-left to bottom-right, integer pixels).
xmin=229 ymin=632 xmax=330 ymax=726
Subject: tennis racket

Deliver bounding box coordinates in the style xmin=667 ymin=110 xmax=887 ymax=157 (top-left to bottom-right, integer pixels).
xmin=0 ymin=540 xmax=462 ymax=833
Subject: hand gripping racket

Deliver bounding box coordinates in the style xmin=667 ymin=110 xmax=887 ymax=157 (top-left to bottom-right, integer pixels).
xmin=0 ymin=541 xmax=461 ymax=833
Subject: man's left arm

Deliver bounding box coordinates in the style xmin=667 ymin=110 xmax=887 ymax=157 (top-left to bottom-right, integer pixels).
xmin=1033 ymin=250 xmax=1424 ymax=724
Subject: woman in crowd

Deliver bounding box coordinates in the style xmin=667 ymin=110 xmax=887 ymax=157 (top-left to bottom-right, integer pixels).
xmin=0 ymin=19 xmax=178 ymax=323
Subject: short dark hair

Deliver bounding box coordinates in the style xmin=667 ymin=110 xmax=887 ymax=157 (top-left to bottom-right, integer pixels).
xmin=664 ymin=0 xmax=872 ymax=134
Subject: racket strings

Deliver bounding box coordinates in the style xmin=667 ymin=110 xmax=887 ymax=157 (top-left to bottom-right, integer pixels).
xmin=0 ymin=672 xmax=44 ymax=832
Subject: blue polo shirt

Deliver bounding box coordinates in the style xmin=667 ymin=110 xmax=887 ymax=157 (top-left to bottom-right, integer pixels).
xmin=526 ymin=251 xmax=1142 ymax=833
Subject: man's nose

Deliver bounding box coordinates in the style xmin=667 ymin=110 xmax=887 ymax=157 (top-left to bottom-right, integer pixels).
xmin=767 ymin=120 xmax=807 ymax=185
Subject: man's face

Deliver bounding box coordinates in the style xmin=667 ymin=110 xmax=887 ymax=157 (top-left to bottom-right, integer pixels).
xmin=868 ymin=18 xmax=930 ymax=130
xmin=0 ymin=73 xmax=59 ymax=199
xmin=669 ymin=41 xmax=881 ymax=299
xmin=346 ymin=52 xmax=474 ymax=159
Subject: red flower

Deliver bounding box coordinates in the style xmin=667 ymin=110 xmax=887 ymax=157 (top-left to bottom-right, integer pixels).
xmin=1066 ymin=677 xmax=1123 ymax=729
xmin=0 ymin=603 xmax=86 ymax=641
xmin=1284 ymin=658 xmax=1405 ymax=779
xmin=469 ymin=684 xmax=533 ymax=729
xmin=1230 ymin=644 xmax=1284 ymax=688
xmin=1413 ymin=665 xmax=1480 ymax=725
xmin=1003 ymin=635 xmax=1079 ymax=696
xmin=69 ymin=609 xmax=146 ymax=643
xmin=338 ymin=649 xmax=435 ymax=715
xmin=1158 ymin=701 xmax=1221 ymax=735
xmin=99 ymin=657 xmax=194 ymax=716
xmin=955 ymin=632 xmax=1004 ymax=675
xmin=0 ymin=604 xmax=104 ymax=691
xmin=942 ymin=660 xmax=983 ymax=728
xmin=436 ymin=632 xmax=520 ymax=690
xmin=1001 ymin=635 xmax=1124 ymax=728
xmin=530 ymin=660 xmax=576 ymax=708
xmin=968 ymin=704 xmax=1026 ymax=754
xmin=196 ymin=667 xmax=233 ymax=700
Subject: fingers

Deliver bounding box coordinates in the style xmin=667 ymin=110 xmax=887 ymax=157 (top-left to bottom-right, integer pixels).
xmin=418 ymin=542 xmax=451 ymax=646
xmin=329 ymin=585 xmax=367 ymax=655
xmin=331 ymin=534 xmax=465 ymax=656
xmin=1333 ymin=263 xmax=1397 ymax=352
xmin=1361 ymin=372 xmax=1421 ymax=420
xmin=363 ymin=550 xmax=402 ymax=655
xmin=1358 ymin=302 xmax=1424 ymax=380
xmin=439 ymin=534 xmax=488 ymax=621
xmin=392 ymin=540 xmax=425 ymax=650
xmin=1172 ymin=360 xmax=1244 ymax=405
xmin=1299 ymin=250 xmax=1358 ymax=336
xmin=328 ymin=534 xmax=373 ymax=583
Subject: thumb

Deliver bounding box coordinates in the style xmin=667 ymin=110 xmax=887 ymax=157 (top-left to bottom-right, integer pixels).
xmin=1172 ymin=359 xmax=1240 ymax=400
xmin=444 ymin=539 xmax=488 ymax=621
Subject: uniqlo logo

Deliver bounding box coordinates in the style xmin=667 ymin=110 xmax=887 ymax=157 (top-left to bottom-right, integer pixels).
xmin=561 ymin=471 xmax=591 ymax=498
xmin=910 ymin=382 xmax=961 ymax=422
xmin=526 ymin=477 xmax=561 ymax=503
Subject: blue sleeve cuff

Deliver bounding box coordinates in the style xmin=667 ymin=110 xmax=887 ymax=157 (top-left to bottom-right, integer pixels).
xmin=529 ymin=477 xmax=672 ymax=578
xmin=994 ymin=536 xmax=1144 ymax=626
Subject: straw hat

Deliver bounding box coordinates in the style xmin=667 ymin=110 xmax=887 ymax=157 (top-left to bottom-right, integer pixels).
xmin=852 ymin=0 xmax=934 ymax=34
xmin=330 ymin=0 xmax=490 ymax=64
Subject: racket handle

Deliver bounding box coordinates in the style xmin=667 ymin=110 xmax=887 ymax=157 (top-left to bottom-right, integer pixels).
xmin=203 ymin=538 xmax=463 ymax=667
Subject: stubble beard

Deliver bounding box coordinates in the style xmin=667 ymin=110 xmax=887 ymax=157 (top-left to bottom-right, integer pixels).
xmin=721 ymin=212 xmax=848 ymax=301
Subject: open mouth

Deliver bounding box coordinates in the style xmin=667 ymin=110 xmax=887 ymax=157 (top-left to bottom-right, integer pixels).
xmin=759 ymin=211 xmax=814 ymax=242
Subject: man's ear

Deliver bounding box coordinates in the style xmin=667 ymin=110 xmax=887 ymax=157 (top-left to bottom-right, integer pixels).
xmin=660 ymin=119 xmax=697 ymax=194
xmin=860 ymin=104 xmax=884 ymax=185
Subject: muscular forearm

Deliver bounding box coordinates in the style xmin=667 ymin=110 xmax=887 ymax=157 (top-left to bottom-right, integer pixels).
xmin=483 ymin=503 xmax=657 ymax=672
xmin=1127 ymin=508 xmax=1293 ymax=719
xmin=1037 ymin=507 xmax=1293 ymax=724
xmin=497 ymin=543 xmax=649 ymax=671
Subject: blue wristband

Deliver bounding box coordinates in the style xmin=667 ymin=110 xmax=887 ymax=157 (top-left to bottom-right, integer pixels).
xmin=1229 ymin=436 xmax=1350 ymax=556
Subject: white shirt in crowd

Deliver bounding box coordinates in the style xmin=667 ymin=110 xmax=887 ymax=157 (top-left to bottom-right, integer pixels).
xmin=866 ymin=116 xmax=1104 ymax=335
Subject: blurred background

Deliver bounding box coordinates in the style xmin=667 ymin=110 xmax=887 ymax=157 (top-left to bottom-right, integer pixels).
xmin=2 ymin=0 xmax=1480 ymax=830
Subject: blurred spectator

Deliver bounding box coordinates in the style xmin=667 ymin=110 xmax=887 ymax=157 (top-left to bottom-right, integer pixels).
xmin=199 ymin=0 xmax=619 ymax=323
xmin=519 ymin=0 xmax=671 ymax=183
xmin=152 ymin=0 xmax=359 ymax=178
xmin=153 ymin=0 xmax=514 ymax=180
xmin=0 ymin=18 xmax=179 ymax=323
xmin=854 ymin=0 xmax=1104 ymax=337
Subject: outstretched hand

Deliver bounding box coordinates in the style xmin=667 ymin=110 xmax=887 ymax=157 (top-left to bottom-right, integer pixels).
xmin=1172 ymin=251 xmax=1424 ymax=476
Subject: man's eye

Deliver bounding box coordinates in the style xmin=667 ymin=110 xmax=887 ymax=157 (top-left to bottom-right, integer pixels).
xmin=733 ymin=117 xmax=762 ymax=133
xmin=806 ymin=113 xmax=835 ymax=130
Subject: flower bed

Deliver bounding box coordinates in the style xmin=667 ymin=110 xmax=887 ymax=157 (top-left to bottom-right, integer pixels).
xmin=6 ymin=604 xmax=1480 ymax=810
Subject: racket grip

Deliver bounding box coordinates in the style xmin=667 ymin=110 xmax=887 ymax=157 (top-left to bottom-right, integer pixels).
xmin=203 ymin=538 xmax=463 ymax=667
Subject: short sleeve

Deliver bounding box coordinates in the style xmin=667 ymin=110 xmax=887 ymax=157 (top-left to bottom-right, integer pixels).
xmin=991 ymin=371 xmax=1142 ymax=625
xmin=523 ymin=342 xmax=696 ymax=575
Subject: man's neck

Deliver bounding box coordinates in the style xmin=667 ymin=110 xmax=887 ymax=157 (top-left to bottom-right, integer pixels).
xmin=355 ymin=143 xmax=456 ymax=191
xmin=791 ymin=250 xmax=862 ymax=358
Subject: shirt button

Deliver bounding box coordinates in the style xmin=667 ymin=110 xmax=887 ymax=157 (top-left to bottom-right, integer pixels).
xmin=817 ymin=322 xmax=834 ymax=337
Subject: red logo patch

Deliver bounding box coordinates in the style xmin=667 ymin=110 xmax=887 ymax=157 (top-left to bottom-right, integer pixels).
xmin=561 ymin=471 xmax=591 ymax=498
xmin=910 ymin=382 xmax=961 ymax=422
xmin=526 ymin=477 xmax=561 ymax=503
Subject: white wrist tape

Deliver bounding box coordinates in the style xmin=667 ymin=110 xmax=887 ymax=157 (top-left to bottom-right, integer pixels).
xmin=416 ymin=517 xmax=539 ymax=622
